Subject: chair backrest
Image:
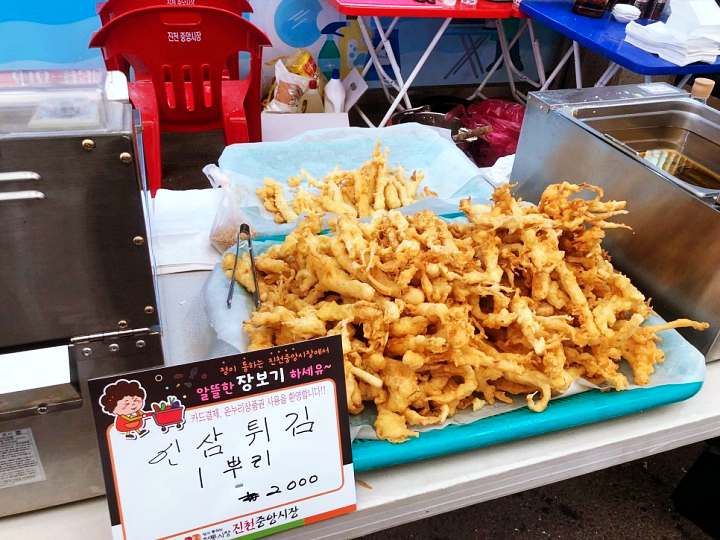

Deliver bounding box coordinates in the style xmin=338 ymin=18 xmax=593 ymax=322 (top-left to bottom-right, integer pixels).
xmin=90 ymin=6 xmax=270 ymax=127
xmin=98 ymin=0 xmax=252 ymax=24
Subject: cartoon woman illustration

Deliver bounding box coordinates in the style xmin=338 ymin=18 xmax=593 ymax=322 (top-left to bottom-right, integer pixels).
xmin=99 ymin=379 xmax=150 ymax=440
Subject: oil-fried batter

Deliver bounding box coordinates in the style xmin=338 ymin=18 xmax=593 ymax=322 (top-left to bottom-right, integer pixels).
xmin=225 ymin=182 xmax=708 ymax=442
xmin=256 ymin=143 xmax=433 ymax=223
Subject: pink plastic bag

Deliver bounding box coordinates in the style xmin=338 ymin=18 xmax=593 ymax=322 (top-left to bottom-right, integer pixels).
xmin=468 ymin=99 xmax=525 ymax=124
xmin=448 ymin=99 xmax=525 ymax=167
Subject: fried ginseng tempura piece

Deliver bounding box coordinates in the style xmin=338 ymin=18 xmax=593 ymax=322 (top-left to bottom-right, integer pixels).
xmin=227 ymin=181 xmax=708 ymax=442
xmin=256 ymin=179 xmax=298 ymax=224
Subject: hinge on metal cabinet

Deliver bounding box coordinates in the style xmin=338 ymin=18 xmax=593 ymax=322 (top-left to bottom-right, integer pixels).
xmin=71 ymin=328 xmax=156 ymax=357
xmin=71 ymin=327 xmax=153 ymax=344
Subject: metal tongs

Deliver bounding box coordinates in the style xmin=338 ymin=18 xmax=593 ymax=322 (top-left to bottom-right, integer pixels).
xmin=226 ymin=223 xmax=261 ymax=309
xmin=390 ymin=105 xmax=492 ymax=145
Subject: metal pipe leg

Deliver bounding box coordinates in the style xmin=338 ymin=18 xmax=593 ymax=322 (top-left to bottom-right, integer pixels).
xmin=495 ymin=19 xmax=522 ymax=102
xmin=594 ymin=62 xmax=621 ymax=87
xmin=461 ymin=35 xmax=480 ymax=78
xmin=372 ymin=16 xmax=412 ymax=109
xmin=573 ymin=41 xmax=583 ymax=88
xmin=527 ymin=20 xmax=546 ymax=87
xmin=446 ymin=35 xmax=488 ymax=79
xmin=361 ymin=17 xmax=399 ymax=78
xmin=379 ymin=18 xmax=452 ymax=127
xmin=469 ymin=35 xmax=486 ymax=76
xmin=499 ymin=20 xmax=538 ymax=88
xmin=491 ymin=21 xmax=542 ymax=91
xmin=354 ymin=17 xmax=400 ymax=129
xmin=355 ymin=105 xmax=375 ymax=128
xmin=468 ymin=40 xmax=507 ymax=100
xmin=469 ymin=19 xmax=530 ymax=100
xmin=540 ymin=44 xmax=574 ymax=91
xmin=677 ymin=74 xmax=692 ymax=88
xmin=357 ymin=16 xmax=395 ymax=103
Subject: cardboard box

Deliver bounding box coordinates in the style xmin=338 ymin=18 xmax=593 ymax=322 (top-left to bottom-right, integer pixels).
xmin=261 ymin=112 xmax=350 ymax=142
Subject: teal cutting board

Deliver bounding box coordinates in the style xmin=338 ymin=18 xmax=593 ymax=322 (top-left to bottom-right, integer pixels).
xmin=351 ymin=382 xmax=702 ymax=472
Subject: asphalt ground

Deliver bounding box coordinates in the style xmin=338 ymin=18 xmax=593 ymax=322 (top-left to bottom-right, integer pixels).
xmin=359 ymin=443 xmax=712 ymax=540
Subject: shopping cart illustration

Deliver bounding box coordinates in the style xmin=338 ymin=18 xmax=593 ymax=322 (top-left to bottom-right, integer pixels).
xmin=150 ymin=406 xmax=186 ymax=433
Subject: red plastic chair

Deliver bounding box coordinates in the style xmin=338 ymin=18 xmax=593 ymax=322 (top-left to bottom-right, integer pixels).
xmin=97 ymin=0 xmax=252 ymax=23
xmin=90 ymin=6 xmax=270 ymax=196
xmin=95 ymin=0 xmax=253 ymax=77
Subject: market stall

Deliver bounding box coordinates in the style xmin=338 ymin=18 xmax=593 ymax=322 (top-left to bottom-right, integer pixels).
xmin=2 ymin=0 xmax=720 ymax=538
xmin=3 ymin=173 xmax=720 ymax=538
xmin=3 ymin=365 xmax=720 ymax=539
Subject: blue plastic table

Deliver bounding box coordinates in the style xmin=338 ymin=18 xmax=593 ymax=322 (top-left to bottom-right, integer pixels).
xmin=521 ymin=0 xmax=720 ymax=87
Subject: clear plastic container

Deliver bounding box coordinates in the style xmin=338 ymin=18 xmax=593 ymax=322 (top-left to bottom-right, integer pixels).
xmin=0 ymin=69 xmax=126 ymax=138
xmin=691 ymin=78 xmax=715 ymax=105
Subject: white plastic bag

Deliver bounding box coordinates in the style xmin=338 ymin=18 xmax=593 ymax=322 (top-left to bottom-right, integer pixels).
xmin=264 ymin=60 xmax=310 ymax=113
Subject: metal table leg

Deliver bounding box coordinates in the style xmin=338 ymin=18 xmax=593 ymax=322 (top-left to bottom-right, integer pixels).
xmin=379 ymin=17 xmax=453 ymax=127
xmin=539 ymin=43 xmax=575 ymax=91
xmin=494 ymin=19 xmax=523 ymax=102
xmin=677 ymin=74 xmax=692 ymax=88
xmin=357 ymin=16 xmax=397 ymax=105
xmin=538 ymin=39 xmax=582 ymax=91
xmin=445 ymin=35 xmax=489 ymax=80
xmin=468 ymin=43 xmax=511 ymax=101
xmin=594 ymin=61 xmax=621 ymax=87
xmin=468 ymin=20 xmax=531 ymax=101
xmin=361 ymin=17 xmax=400 ymax=79
xmin=527 ymin=20 xmax=547 ymax=87
xmin=355 ymin=16 xmax=401 ymax=126
xmin=573 ymin=41 xmax=583 ymax=88
xmin=468 ymin=19 xmax=548 ymax=102
xmin=372 ymin=16 xmax=412 ymax=109
xmin=498 ymin=20 xmax=543 ymax=90
xmin=354 ymin=105 xmax=375 ymax=128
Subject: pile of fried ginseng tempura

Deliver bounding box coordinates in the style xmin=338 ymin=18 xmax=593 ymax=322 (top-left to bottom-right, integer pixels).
xmin=224 ymin=181 xmax=708 ymax=443
xmin=256 ymin=143 xmax=436 ymax=224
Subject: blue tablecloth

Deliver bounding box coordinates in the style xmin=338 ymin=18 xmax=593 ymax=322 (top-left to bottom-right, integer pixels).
xmin=522 ymin=0 xmax=720 ymax=75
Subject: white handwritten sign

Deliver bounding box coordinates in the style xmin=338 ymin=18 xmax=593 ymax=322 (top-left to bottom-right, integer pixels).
xmin=89 ymin=336 xmax=355 ymax=540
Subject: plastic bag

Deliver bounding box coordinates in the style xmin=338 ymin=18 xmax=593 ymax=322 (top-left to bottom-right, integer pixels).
xmin=468 ymin=98 xmax=525 ymax=124
xmin=204 ymin=165 xmax=253 ymax=253
xmin=263 ymin=50 xmax=322 ymax=113
xmin=264 ymin=59 xmax=310 ymax=113
xmin=448 ymin=99 xmax=525 ymax=167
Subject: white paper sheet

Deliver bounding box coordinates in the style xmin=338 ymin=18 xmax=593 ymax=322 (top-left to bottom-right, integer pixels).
xmin=150 ymin=188 xmax=224 ymax=274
